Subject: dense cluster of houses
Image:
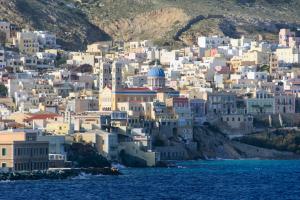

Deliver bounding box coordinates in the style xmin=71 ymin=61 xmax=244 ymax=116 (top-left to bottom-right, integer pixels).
xmin=0 ymin=20 xmax=300 ymax=170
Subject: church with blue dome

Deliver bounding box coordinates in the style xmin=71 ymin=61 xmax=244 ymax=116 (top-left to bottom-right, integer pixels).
xmin=147 ymin=64 xmax=166 ymax=90
xmin=148 ymin=66 xmax=165 ymax=78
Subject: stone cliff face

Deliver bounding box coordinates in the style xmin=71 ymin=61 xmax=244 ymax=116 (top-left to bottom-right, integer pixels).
xmin=2 ymin=0 xmax=300 ymax=49
xmin=95 ymin=7 xmax=189 ymax=43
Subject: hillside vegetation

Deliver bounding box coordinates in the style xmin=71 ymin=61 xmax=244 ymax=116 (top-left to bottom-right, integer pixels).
xmin=192 ymin=126 xmax=300 ymax=159
xmin=235 ymin=129 xmax=300 ymax=154
xmin=1 ymin=0 xmax=300 ymax=49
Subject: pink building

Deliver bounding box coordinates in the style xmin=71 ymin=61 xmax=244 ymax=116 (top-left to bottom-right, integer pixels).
xmin=166 ymin=97 xmax=189 ymax=109
xmin=279 ymin=29 xmax=295 ymax=47
xmin=210 ymin=49 xmax=218 ymax=57
xmin=289 ymin=36 xmax=300 ymax=48
xmin=279 ymin=28 xmax=300 ymax=48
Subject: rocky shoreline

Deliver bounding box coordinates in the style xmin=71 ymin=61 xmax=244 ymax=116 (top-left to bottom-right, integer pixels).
xmin=0 ymin=168 xmax=121 ymax=181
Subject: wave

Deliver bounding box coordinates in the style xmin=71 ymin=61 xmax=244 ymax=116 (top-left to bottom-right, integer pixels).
xmin=205 ymin=158 xmax=236 ymax=161
xmin=72 ymin=173 xmax=94 ymax=180
xmin=0 ymin=180 xmax=14 ymax=183
xmin=112 ymin=163 xmax=126 ymax=169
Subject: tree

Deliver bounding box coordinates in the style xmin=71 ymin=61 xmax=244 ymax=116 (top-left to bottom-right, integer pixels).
xmin=55 ymin=52 xmax=67 ymax=67
xmin=0 ymin=84 xmax=8 ymax=97
xmin=258 ymin=65 xmax=270 ymax=72
xmin=0 ymin=31 xmax=6 ymax=47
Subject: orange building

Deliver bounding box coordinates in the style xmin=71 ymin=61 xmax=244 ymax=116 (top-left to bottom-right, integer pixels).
xmin=0 ymin=130 xmax=49 ymax=171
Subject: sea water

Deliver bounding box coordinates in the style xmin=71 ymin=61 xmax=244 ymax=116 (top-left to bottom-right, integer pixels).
xmin=0 ymin=160 xmax=299 ymax=200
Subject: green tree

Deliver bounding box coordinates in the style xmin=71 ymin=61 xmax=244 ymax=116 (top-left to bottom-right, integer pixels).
xmin=0 ymin=84 xmax=8 ymax=97
xmin=55 ymin=53 xmax=67 ymax=67
xmin=258 ymin=65 xmax=270 ymax=72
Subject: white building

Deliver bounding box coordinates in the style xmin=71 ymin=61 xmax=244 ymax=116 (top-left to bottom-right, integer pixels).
xmin=76 ymin=130 xmax=118 ymax=161
xmin=127 ymin=40 xmax=153 ymax=50
xmin=198 ymin=36 xmax=230 ymax=49
xmin=127 ymin=75 xmax=147 ymax=88
xmin=276 ymin=47 xmax=300 ymax=65
xmin=98 ymin=130 xmax=118 ymax=161
xmin=217 ymin=46 xmax=241 ymax=59
xmin=170 ymin=57 xmax=190 ymax=71
xmin=146 ymin=49 xmax=156 ymax=61
xmin=160 ymin=50 xmax=179 ymax=65
xmin=0 ymin=105 xmax=11 ymax=119
xmin=230 ymin=36 xmax=251 ymax=48
xmin=214 ymin=74 xmax=224 ymax=89
xmin=245 ymin=71 xmax=268 ymax=81
xmin=203 ymin=54 xmax=227 ymax=69
xmin=37 ymin=135 xmax=67 ymax=156
xmin=67 ymin=52 xmax=95 ymax=66
xmin=126 ymin=52 xmax=147 ymax=62
xmin=36 ymin=52 xmax=56 ymax=60
xmin=34 ymin=31 xmax=57 ymax=49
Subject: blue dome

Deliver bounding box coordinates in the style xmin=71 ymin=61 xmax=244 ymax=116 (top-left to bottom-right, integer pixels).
xmin=148 ymin=66 xmax=165 ymax=78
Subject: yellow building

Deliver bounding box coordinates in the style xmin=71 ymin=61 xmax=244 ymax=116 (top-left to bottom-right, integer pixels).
xmin=13 ymin=30 xmax=39 ymax=55
xmin=0 ymin=98 xmax=16 ymax=111
xmin=8 ymin=112 xmax=31 ymax=124
xmin=99 ymin=62 xmax=168 ymax=112
xmin=45 ymin=121 xmax=70 ymax=135
xmin=125 ymin=40 xmax=153 ymax=53
xmin=86 ymin=41 xmax=112 ymax=56
xmin=99 ymin=87 xmax=157 ymax=112
xmin=242 ymin=50 xmax=270 ymax=65
xmin=229 ymin=56 xmax=255 ymax=72
xmin=276 ymin=47 xmax=299 ymax=64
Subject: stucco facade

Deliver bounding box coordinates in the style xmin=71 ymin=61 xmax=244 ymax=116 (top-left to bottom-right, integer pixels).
xmin=0 ymin=131 xmax=49 ymax=171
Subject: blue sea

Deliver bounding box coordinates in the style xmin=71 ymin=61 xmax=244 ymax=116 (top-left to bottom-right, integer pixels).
xmin=0 ymin=160 xmax=300 ymax=200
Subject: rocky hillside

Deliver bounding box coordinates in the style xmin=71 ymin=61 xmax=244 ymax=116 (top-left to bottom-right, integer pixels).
xmin=192 ymin=126 xmax=300 ymax=160
xmin=2 ymin=0 xmax=300 ymax=49
xmin=0 ymin=0 xmax=111 ymax=50
xmin=235 ymin=128 xmax=300 ymax=154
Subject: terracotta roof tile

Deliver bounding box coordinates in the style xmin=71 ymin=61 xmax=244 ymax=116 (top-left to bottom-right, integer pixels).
xmin=24 ymin=113 xmax=60 ymax=122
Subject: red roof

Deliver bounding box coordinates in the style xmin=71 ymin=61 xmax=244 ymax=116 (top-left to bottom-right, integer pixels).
xmin=120 ymin=87 xmax=151 ymax=91
xmin=24 ymin=113 xmax=60 ymax=122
